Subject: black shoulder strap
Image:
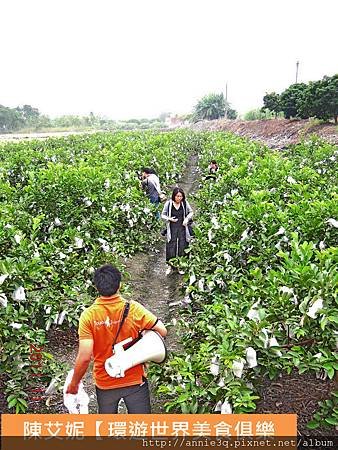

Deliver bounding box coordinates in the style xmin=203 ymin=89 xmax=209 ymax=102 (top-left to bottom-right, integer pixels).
xmin=112 ymin=302 xmax=130 ymax=350
xmin=182 ymin=200 xmax=187 ymax=216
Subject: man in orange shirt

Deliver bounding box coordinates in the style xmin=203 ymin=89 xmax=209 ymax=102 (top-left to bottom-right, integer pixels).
xmin=66 ymin=264 xmax=167 ymax=413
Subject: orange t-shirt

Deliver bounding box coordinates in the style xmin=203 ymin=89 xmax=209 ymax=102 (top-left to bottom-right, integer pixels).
xmin=78 ymin=294 xmax=157 ymax=389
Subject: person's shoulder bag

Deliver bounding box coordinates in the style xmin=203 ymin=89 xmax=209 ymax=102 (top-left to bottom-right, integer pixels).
xmin=111 ymin=301 xmax=130 ymax=352
xmin=159 ymin=192 xmax=167 ymax=202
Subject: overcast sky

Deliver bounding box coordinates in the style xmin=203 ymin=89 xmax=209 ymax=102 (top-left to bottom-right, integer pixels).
xmin=0 ymin=0 xmax=337 ymax=119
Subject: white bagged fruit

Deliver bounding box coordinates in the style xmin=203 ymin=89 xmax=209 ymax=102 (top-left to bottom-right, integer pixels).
xmin=261 ymin=328 xmax=269 ymax=348
xmin=209 ymin=355 xmax=220 ymax=376
xmin=0 ymin=274 xmax=9 ymax=285
xmin=221 ymin=399 xmax=232 ymax=414
xmin=214 ymin=400 xmax=222 ymax=412
xmin=307 ymin=298 xmax=323 ymax=319
xmin=232 ymin=358 xmax=245 ymax=378
xmin=245 ymin=347 xmax=258 ymax=368
xmin=45 ymin=378 xmax=58 ymax=395
xmin=12 ymin=286 xmax=26 ymax=301
xmin=63 ymin=370 xmax=89 ymax=414
xmin=247 ymin=301 xmax=260 ymax=321
xmin=269 ymin=336 xmax=282 ymax=357
xmin=0 ymin=293 xmax=8 ymax=308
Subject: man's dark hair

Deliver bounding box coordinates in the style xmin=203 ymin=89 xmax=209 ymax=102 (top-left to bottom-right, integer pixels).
xmin=93 ymin=264 xmax=121 ymax=296
xmin=210 ymin=160 xmax=217 ymax=165
xmin=171 ymin=187 xmax=186 ymax=202
xmin=141 ymin=167 xmax=156 ymax=175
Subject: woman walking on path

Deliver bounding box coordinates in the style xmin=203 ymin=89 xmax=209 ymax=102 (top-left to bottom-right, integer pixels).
xmin=161 ymin=187 xmax=193 ymax=275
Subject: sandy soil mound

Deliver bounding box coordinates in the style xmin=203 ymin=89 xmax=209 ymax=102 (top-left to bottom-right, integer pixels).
xmin=191 ymin=118 xmax=338 ymax=149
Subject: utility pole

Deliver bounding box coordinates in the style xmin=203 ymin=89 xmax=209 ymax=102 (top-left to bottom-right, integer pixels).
xmin=295 ymin=61 xmax=299 ymax=84
xmin=225 ymin=82 xmax=228 ymax=101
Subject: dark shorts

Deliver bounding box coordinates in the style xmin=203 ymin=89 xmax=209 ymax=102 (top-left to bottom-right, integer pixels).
xmin=95 ymin=379 xmax=151 ymax=414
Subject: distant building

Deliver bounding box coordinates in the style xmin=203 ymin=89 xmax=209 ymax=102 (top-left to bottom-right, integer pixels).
xmin=165 ymin=114 xmax=188 ymax=129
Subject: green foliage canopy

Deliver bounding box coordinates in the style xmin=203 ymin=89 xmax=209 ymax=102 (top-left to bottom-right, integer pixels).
xmin=262 ymin=92 xmax=281 ymax=117
xmin=193 ymin=93 xmax=230 ymax=122
xmin=280 ymin=83 xmax=308 ymax=119
xmin=263 ymin=74 xmax=337 ymax=123
xmin=0 ymin=105 xmax=25 ymax=132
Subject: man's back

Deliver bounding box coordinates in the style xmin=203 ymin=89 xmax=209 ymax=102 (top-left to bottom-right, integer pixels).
xmin=79 ymin=294 xmax=157 ymax=389
xmin=66 ymin=263 xmax=167 ymax=414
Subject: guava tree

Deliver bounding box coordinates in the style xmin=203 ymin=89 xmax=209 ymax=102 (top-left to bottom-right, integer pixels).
xmin=262 ymin=92 xmax=281 ymax=117
xmin=297 ymin=75 xmax=338 ymax=123
xmin=280 ymin=83 xmax=308 ymax=119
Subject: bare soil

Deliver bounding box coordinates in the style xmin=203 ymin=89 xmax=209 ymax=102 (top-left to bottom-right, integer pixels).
xmin=191 ymin=118 xmax=338 ymax=149
xmin=256 ymin=372 xmax=337 ymax=436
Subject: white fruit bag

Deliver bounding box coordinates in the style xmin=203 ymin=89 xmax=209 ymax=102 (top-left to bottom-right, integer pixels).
xmin=63 ymin=369 xmax=89 ymax=414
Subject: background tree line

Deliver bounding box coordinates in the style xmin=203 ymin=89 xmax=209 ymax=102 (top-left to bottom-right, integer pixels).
xmin=0 ymin=104 xmax=42 ymax=132
xmin=262 ymin=74 xmax=337 ymax=123
xmin=0 ymin=105 xmax=169 ymax=133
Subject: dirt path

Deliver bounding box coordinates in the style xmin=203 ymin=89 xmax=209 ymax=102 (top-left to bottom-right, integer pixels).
xmin=41 ymin=151 xmax=200 ymax=414
xmin=121 ymin=152 xmax=200 ymax=412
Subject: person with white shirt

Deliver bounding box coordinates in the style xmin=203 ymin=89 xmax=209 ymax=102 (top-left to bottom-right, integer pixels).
xmin=141 ymin=168 xmax=161 ymax=205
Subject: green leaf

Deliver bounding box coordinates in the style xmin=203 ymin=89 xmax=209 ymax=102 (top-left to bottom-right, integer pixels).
xmin=190 ymin=400 xmax=198 ymax=414
xmin=306 ymin=420 xmax=320 ymax=429
xmin=320 ymin=317 xmax=328 ymax=330
xmin=325 ymin=367 xmax=335 ymax=379
xmin=8 ymin=398 xmax=17 ymax=408
xmin=181 ymin=402 xmax=189 ymax=413
xmin=15 ymin=403 xmax=25 ymax=414
xmin=324 ymin=417 xmax=338 ymax=426
xmin=17 ymin=398 xmax=28 ymax=408
xmin=177 ymin=393 xmax=190 ymax=403
xmin=328 ymin=316 xmax=338 ymax=324
xmin=208 ymin=387 xmax=218 ymax=395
